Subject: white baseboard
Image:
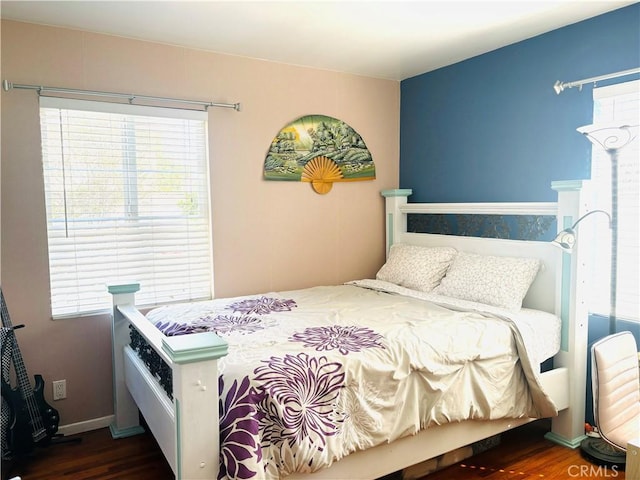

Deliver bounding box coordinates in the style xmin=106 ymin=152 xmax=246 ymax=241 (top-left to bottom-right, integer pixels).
xmin=57 ymin=415 xmax=115 ymax=436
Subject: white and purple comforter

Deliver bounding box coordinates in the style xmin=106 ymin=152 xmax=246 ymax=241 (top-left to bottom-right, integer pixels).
xmin=146 ymin=280 xmax=559 ymax=480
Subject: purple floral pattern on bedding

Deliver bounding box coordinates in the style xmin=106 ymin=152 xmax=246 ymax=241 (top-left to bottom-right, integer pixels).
xmin=290 ymin=325 xmax=385 ymax=355
xmin=218 ymin=376 xmax=264 ymax=480
xmin=254 ymin=353 xmax=344 ymax=450
xmin=154 ymin=320 xmax=201 ymax=337
xmin=153 ymin=297 xmax=297 ymax=338
xmin=227 ymin=297 xmax=297 ymax=315
xmin=219 ymin=352 xmax=345 ymax=477
xmin=202 ymin=315 xmax=265 ymax=336
xmin=155 ymin=315 xmax=266 ymax=337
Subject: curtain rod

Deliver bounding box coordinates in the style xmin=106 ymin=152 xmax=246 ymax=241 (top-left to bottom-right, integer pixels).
xmin=553 ymin=67 xmax=640 ymax=95
xmin=2 ymin=80 xmax=241 ymax=111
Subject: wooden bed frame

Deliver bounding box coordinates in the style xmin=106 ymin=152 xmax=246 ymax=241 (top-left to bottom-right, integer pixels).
xmin=108 ymin=180 xmax=592 ymax=479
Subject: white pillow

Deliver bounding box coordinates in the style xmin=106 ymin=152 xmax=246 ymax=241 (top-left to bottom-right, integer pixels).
xmin=376 ymin=244 xmax=457 ymax=292
xmin=432 ymin=252 xmax=540 ymax=311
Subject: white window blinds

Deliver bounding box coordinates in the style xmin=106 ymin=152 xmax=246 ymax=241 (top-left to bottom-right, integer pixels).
xmin=39 ymin=97 xmax=212 ymax=318
xmin=590 ymin=80 xmax=639 ymax=322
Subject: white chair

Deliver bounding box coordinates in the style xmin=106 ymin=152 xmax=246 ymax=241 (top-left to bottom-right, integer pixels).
xmin=591 ymin=331 xmax=640 ymax=452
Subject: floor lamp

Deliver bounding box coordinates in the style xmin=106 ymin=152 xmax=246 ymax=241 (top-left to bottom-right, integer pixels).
xmin=553 ymin=124 xmax=637 ymax=467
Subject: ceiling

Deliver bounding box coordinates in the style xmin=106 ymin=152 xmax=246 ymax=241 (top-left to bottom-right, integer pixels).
xmin=0 ymin=1 xmax=634 ymax=80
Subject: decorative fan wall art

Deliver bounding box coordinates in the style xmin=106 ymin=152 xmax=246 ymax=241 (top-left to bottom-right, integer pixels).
xmin=264 ymin=114 xmax=375 ymax=194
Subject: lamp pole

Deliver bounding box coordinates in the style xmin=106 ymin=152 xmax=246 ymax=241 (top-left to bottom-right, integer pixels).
xmin=606 ymin=146 xmax=618 ymax=335
xmin=576 ymin=124 xmax=636 ymax=334
xmin=577 ymin=124 xmax=637 ymax=468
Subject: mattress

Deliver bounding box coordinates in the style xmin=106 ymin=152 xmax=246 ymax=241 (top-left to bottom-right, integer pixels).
xmin=145 ymin=281 xmax=560 ymax=480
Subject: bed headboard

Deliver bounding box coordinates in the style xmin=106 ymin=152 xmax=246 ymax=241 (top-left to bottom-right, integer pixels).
xmin=381 ymin=180 xmax=595 ymax=446
xmin=381 ymin=181 xmax=589 ymax=317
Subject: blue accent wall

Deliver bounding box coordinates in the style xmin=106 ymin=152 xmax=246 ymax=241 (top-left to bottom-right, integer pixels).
xmin=400 ymin=4 xmax=640 ymax=203
xmin=400 ymin=3 xmax=640 ymax=427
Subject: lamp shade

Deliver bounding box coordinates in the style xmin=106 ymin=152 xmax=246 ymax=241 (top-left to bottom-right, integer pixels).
xmin=552 ymin=229 xmax=577 ymax=252
xmin=551 ymin=210 xmax=611 ymax=253
xmin=577 ymin=124 xmax=637 ymax=151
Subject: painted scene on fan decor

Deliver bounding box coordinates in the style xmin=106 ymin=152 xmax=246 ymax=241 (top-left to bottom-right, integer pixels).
xmin=264 ymin=114 xmax=376 ymax=194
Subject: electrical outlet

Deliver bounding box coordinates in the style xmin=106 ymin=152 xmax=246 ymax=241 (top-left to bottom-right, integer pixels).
xmin=52 ymin=380 xmax=66 ymax=400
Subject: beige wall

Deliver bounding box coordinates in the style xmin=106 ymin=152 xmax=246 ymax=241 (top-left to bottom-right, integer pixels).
xmin=0 ymin=21 xmax=399 ymax=427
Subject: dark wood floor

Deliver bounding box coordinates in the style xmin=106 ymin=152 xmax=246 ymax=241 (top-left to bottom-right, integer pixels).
xmin=424 ymin=419 xmax=627 ymax=480
xmin=2 ymin=419 xmax=627 ymax=480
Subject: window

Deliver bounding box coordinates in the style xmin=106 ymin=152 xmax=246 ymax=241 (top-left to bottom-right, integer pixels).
xmin=589 ymin=80 xmax=639 ymax=322
xmin=39 ymin=97 xmax=212 ymax=318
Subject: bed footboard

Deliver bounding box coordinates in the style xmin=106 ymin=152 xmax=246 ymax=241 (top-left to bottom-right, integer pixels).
xmin=109 ymin=284 xmax=228 ymax=479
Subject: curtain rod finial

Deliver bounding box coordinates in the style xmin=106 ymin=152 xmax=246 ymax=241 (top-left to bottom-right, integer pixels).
xmin=553 ymin=80 xmax=564 ymax=95
xmin=2 ymin=80 xmax=13 ymax=92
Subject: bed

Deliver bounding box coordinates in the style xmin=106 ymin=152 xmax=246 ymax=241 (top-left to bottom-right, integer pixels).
xmin=108 ymin=179 xmax=591 ymax=480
